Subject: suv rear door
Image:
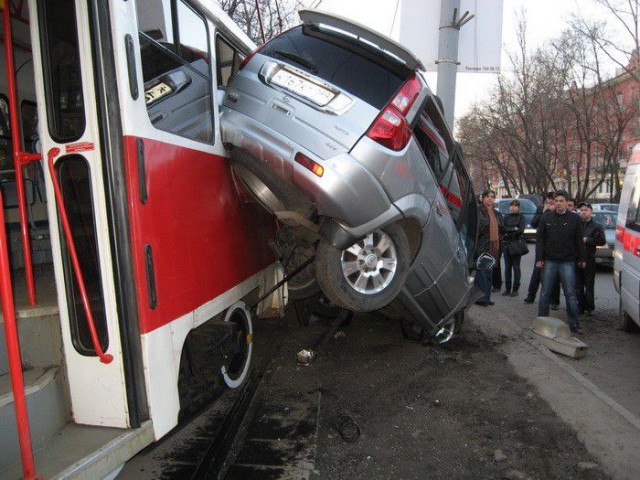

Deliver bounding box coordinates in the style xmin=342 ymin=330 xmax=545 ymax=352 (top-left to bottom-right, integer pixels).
xmin=227 ymin=24 xmax=414 ymax=159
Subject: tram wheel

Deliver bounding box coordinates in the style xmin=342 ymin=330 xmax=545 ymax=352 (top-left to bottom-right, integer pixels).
xmin=220 ymin=302 xmax=254 ymax=389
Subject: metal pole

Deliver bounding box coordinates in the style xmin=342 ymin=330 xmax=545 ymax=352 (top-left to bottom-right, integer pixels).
xmin=436 ymin=0 xmax=462 ymax=129
xmin=3 ymin=4 xmax=37 ymax=306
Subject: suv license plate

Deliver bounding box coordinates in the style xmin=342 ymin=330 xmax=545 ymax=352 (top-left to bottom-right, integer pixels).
xmin=271 ymin=68 xmax=335 ymax=106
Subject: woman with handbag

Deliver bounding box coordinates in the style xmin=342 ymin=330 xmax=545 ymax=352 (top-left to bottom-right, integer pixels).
xmin=501 ymin=200 xmax=528 ymax=297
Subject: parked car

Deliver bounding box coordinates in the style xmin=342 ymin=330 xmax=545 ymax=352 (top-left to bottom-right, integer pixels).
xmin=496 ymin=198 xmax=538 ymax=242
xmin=614 ymin=144 xmax=640 ymax=332
xmin=593 ymin=211 xmax=616 ymax=267
xmin=593 ymin=203 xmax=619 ymax=214
xmin=517 ymin=193 xmax=543 ymax=209
xmin=221 ymin=9 xmax=478 ymax=341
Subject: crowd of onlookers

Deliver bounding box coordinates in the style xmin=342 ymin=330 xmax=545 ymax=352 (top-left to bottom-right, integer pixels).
xmin=474 ymin=190 xmax=606 ymax=334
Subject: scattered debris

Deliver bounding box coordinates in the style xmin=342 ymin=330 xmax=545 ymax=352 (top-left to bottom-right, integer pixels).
xmin=532 ymin=316 xmax=587 ymax=359
xmin=297 ymin=349 xmax=316 ymax=366
xmin=335 ymin=414 xmax=361 ymax=443
xmin=433 ymin=399 xmax=441 ymax=407
xmin=493 ymin=449 xmax=507 ymax=462
xmin=502 ymin=468 xmax=529 ymax=480
xmin=577 ymin=461 xmax=600 ymax=471
xmin=334 ymin=330 xmax=346 ymax=339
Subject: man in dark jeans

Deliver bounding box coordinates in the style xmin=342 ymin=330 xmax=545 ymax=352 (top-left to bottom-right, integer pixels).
xmin=536 ymin=190 xmax=586 ymax=333
xmin=524 ymin=193 xmax=560 ymax=306
xmin=576 ymin=202 xmax=606 ymax=315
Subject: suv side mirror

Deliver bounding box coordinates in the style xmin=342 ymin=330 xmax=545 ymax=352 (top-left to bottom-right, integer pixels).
xmin=476 ymin=253 xmax=495 ymax=271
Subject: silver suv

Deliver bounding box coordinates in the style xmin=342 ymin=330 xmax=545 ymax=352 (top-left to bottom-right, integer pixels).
xmin=221 ymin=10 xmax=478 ymax=341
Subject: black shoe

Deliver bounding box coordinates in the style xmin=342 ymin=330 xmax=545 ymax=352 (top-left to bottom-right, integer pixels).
xmin=487 ymin=301 xmax=495 ymax=306
xmin=502 ymin=290 xmax=511 ymax=296
xmin=550 ymin=304 xmax=559 ymax=311
xmin=570 ymin=326 xmax=584 ymax=334
xmin=523 ymin=296 xmax=534 ymax=304
xmin=586 ymin=310 xmax=594 ymax=316
xmin=510 ymin=290 xmax=518 ymax=297
xmin=492 ymin=287 xmax=500 ymax=292
xmin=475 ymin=300 xmax=490 ymax=307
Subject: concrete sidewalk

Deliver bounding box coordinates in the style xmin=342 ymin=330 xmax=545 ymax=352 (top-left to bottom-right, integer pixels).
xmin=472 ymin=304 xmax=640 ymax=479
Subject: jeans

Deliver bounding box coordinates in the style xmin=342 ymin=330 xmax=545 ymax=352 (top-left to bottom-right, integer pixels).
xmin=538 ymin=260 xmax=581 ymax=328
xmin=527 ymin=266 xmax=560 ymax=303
xmin=475 ymin=268 xmax=492 ymax=302
xmin=503 ymin=252 xmax=522 ymax=291
xmin=577 ymin=258 xmax=596 ymax=312
xmin=492 ymin=253 xmax=502 ymax=289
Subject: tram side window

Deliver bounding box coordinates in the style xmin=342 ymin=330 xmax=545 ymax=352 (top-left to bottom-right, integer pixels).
xmin=216 ymin=36 xmax=245 ymax=88
xmin=38 ymin=0 xmax=86 ymax=142
xmin=136 ymin=0 xmax=214 ymax=144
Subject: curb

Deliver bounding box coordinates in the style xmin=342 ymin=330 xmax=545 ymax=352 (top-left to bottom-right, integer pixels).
xmin=495 ymin=310 xmax=640 ymax=431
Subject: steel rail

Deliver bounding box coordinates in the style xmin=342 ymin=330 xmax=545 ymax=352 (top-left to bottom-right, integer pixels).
xmin=2 ymin=3 xmax=37 ymax=306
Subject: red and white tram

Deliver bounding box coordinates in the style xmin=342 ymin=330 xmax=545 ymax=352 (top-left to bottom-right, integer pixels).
xmin=0 ymin=1 xmax=285 ymax=478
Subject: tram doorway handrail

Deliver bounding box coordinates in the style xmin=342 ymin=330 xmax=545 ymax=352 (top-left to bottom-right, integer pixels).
xmin=2 ymin=4 xmax=38 ymax=307
xmin=47 ymin=148 xmax=114 ymax=365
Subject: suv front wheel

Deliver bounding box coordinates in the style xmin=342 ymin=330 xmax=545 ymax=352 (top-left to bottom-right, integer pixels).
xmin=315 ymin=224 xmax=410 ymax=312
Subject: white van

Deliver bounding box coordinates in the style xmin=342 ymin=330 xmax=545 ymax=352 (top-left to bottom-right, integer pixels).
xmin=613 ymin=144 xmax=640 ymax=332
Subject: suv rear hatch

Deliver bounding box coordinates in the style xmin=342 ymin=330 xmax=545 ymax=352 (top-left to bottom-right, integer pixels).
xmin=224 ymin=12 xmax=417 ymax=159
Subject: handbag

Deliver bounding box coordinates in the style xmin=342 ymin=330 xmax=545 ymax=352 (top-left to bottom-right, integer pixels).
xmin=507 ymin=237 xmax=529 ymax=256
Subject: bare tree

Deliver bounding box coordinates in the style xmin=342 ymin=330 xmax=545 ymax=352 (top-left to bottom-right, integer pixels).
xmin=458 ymin=15 xmax=637 ymax=202
xmin=572 ymin=0 xmax=640 ymax=83
xmin=218 ymin=0 xmax=305 ymax=45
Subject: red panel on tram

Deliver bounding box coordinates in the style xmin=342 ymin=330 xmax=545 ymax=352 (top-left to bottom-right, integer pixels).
xmin=123 ymin=136 xmax=275 ymax=334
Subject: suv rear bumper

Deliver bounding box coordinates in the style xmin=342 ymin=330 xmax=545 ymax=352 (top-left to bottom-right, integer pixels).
xmin=221 ymin=108 xmax=400 ymax=235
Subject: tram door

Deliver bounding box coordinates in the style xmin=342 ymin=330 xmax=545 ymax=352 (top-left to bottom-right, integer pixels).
xmin=29 ymin=0 xmax=144 ymax=428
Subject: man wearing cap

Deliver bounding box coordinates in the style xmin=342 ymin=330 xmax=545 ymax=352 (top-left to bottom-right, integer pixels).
xmin=577 ymin=202 xmax=606 ymax=315
xmin=536 ymin=190 xmax=587 ymax=334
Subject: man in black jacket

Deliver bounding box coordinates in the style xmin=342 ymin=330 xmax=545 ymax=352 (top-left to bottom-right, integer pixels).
xmin=536 ymin=190 xmax=587 ymax=333
xmin=524 ymin=193 xmax=560 ymax=305
xmin=576 ymin=202 xmax=606 ymax=315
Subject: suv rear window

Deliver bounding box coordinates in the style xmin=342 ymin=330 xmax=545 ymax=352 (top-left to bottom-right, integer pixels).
xmin=260 ymin=26 xmax=410 ymax=109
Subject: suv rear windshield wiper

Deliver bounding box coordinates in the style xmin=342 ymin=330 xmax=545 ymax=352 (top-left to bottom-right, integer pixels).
xmin=273 ymin=50 xmax=318 ymax=73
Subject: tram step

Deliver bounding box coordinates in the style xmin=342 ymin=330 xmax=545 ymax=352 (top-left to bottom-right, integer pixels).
xmin=0 ymin=420 xmax=154 ymax=480
xmin=0 ymin=366 xmax=69 ymax=473
xmin=0 ymin=308 xmax=61 ymax=377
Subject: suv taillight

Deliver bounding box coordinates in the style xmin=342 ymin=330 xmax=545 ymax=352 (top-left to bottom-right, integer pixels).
xmin=390 ymin=75 xmax=421 ymax=115
xmin=366 ymin=75 xmax=421 ymax=151
xmin=367 ymin=107 xmax=412 ymax=151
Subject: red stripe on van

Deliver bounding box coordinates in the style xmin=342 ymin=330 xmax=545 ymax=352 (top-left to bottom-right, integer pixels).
xmin=617 ymin=225 xmax=640 ymax=257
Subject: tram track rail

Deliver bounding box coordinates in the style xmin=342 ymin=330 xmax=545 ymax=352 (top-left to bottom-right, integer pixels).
xmin=118 ymin=301 xmax=347 ymax=479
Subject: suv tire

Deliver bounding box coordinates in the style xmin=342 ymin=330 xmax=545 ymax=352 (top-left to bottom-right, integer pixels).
xmin=316 ymin=224 xmax=410 ymax=312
